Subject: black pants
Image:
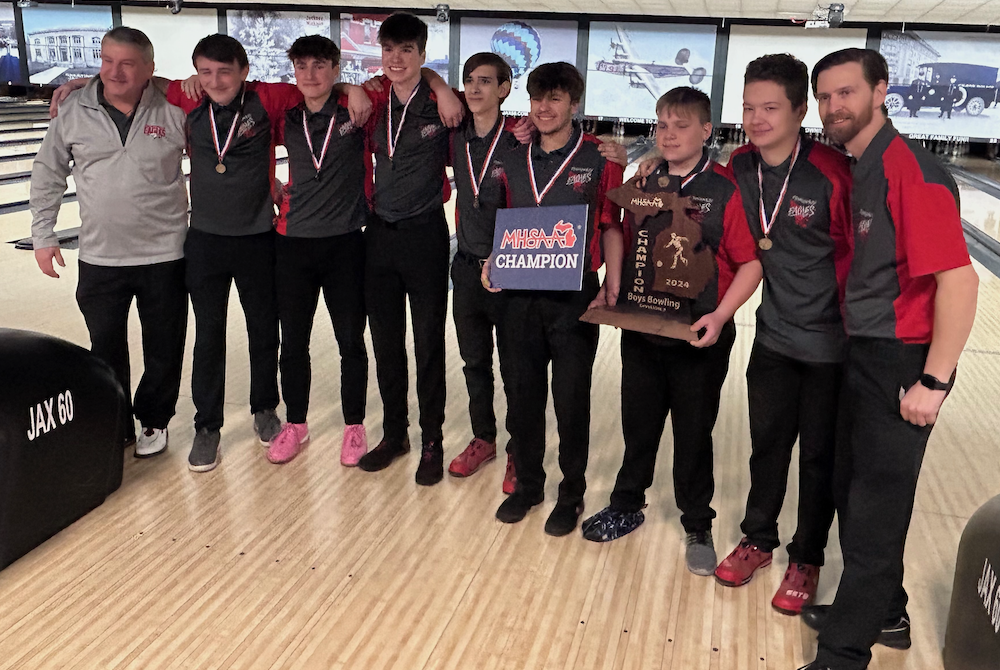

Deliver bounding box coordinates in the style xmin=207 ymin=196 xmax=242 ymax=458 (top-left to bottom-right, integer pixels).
xmin=611 ymin=324 xmax=735 ymax=532
xmin=185 ymin=228 xmax=279 ymax=432
xmin=741 ymin=341 xmax=840 ymax=565
xmin=817 ymin=337 xmax=934 ymax=670
xmin=451 ymin=250 xmax=511 ymax=443
xmin=500 ymin=274 xmax=600 ymax=504
xmin=365 ymin=209 xmax=450 ymax=444
xmin=275 ymin=231 xmax=367 ymax=425
xmin=76 ymin=259 xmax=187 ymax=437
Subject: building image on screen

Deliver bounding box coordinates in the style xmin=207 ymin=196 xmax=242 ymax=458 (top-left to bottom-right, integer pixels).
xmin=22 ymin=4 xmax=111 ymax=86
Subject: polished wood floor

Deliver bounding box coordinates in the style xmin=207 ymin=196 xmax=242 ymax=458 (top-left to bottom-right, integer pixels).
xmin=1 ymin=181 xmax=999 ymax=669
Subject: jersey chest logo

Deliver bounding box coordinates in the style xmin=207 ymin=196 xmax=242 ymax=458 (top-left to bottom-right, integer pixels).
xmin=685 ymin=195 xmax=713 ymax=223
xmin=143 ymin=124 xmax=166 ymax=139
xmin=787 ymin=195 xmax=817 ymax=228
xmin=339 ymin=121 xmax=355 ymax=136
xmin=856 ymin=208 xmax=874 ymax=239
xmin=420 ymin=123 xmax=442 ymax=139
xmin=567 ymin=166 xmax=593 ymax=192
xmin=237 ymin=113 xmax=257 ymax=139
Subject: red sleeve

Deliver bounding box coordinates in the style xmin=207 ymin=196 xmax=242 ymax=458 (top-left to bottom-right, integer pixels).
xmin=828 ymin=159 xmax=853 ymax=304
xmin=886 ymin=141 xmax=970 ymax=277
xmin=598 ymin=159 xmax=624 ymax=231
xmin=719 ymin=186 xmax=758 ymax=267
xmin=165 ymin=79 xmax=200 ymax=115
xmin=254 ymin=81 xmax=303 ymax=128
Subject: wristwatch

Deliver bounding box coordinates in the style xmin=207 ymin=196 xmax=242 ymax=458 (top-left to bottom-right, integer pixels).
xmin=919 ymin=372 xmax=953 ymax=392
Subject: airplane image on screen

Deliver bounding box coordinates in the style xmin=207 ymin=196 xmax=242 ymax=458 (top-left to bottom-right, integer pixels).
xmin=595 ymin=25 xmax=707 ymax=100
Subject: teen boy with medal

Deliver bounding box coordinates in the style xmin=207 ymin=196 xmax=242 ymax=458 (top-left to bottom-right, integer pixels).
xmin=263 ymin=35 xmax=375 ymax=466
xmin=716 ymin=55 xmax=854 ymax=614
xmin=446 ymin=53 xmax=522 ymax=491
xmin=161 ymin=35 xmax=308 ymax=472
xmin=581 ymin=88 xmax=761 ymax=578
xmin=802 ymin=48 xmax=978 ymax=670
xmin=354 ymin=12 xmax=466 ymax=486
xmin=483 ymin=62 xmax=624 ymax=537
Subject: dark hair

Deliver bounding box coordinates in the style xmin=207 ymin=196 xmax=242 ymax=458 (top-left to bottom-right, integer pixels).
xmin=462 ymin=52 xmax=512 ymax=88
xmin=811 ymin=47 xmax=889 ymax=95
xmin=378 ymin=12 xmax=427 ymax=53
xmin=103 ymin=26 xmax=154 ymax=63
xmin=745 ymin=54 xmax=809 ymax=110
xmin=287 ymin=34 xmax=341 ymax=67
xmin=656 ymin=86 xmax=712 ymax=124
xmin=526 ymin=62 xmax=585 ymax=103
xmin=192 ymin=34 xmax=248 ymax=69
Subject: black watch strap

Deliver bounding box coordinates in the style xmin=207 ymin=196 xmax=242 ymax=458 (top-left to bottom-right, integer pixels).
xmin=919 ymin=372 xmax=954 ymax=392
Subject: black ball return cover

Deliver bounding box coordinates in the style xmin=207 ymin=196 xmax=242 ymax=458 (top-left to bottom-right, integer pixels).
xmin=0 ymin=328 xmax=125 ymax=571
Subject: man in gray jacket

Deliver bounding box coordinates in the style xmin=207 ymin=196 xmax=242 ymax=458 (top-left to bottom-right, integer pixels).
xmin=30 ymin=27 xmax=189 ymax=458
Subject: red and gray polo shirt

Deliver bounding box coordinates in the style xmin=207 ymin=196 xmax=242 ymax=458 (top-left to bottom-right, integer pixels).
xmin=273 ymin=93 xmax=373 ymax=238
xmin=729 ymin=136 xmax=853 ymax=363
xmin=498 ymin=124 xmax=624 ymax=273
xmin=367 ymin=78 xmax=452 ymax=224
xmin=846 ymin=120 xmax=970 ymax=343
xmin=167 ymin=80 xmax=302 ymax=236
xmin=451 ymin=114 xmax=521 ymax=259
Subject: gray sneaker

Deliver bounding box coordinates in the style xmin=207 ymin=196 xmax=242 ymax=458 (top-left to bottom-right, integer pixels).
xmin=253 ymin=409 xmax=281 ymax=445
xmin=685 ymin=530 xmax=717 ymax=576
xmin=188 ymin=428 xmax=221 ymax=472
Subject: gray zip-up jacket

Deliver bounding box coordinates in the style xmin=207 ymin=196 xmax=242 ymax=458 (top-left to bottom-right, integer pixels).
xmin=30 ymin=77 xmax=189 ymax=267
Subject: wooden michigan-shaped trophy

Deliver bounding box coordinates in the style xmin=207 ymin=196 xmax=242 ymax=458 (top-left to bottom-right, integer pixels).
xmin=581 ymin=174 xmax=716 ymax=340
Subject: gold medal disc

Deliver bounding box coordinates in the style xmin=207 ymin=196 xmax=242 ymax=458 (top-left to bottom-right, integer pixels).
xmin=216 ymin=163 xmax=227 ymax=174
xmin=759 ymin=237 xmax=773 ymax=251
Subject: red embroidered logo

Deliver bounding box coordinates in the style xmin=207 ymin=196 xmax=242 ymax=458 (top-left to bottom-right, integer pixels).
xmin=143 ymin=124 xmax=166 ymax=139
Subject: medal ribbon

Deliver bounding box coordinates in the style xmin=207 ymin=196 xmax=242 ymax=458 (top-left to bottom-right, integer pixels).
xmin=465 ymin=115 xmax=505 ymax=204
xmin=527 ymin=131 xmax=585 ymax=206
xmin=209 ymin=88 xmax=245 ymax=167
xmin=302 ymin=108 xmax=337 ymax=175
xmin=756 ymin=135 xmax=801 ymax=238
xmin=680 ymin=153 xmax=712 ymax=190
xmin=387 ymin=83 xmax=420 ymax=159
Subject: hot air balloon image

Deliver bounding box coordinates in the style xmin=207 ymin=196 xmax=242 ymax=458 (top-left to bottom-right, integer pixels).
xmin=490 ymin=21 xmax=542 ymax=87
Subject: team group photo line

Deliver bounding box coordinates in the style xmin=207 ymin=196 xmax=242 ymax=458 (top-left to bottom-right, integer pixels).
xmin=30 ymin=11 xmax=979 ymax=670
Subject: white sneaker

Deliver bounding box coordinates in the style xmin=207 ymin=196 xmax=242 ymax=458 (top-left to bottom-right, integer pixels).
xmin=135 ymin=427 xmax=168 ymax=458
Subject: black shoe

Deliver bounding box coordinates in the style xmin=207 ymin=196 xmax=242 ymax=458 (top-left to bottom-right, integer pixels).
xmin=496 ymin=490 xmax=544 ymax=523
xmin=415 ymin=440 xmax=444 ymax=486
xmin=357 ymin=436 xmax=410 ymax=472
xmin=801 ymin=604 xmax=911 ymax=650
xmin=544 ymin=500 xmax=584 ymax=536
xmin=188 ymin=428 xmax=221 ymax=473
xmin=797 ymin=664 xmax=832 ymax=670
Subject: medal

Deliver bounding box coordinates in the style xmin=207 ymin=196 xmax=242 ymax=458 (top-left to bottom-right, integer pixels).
xmin=209 ymin=88 xmax=245 ymax=176
xmin=527 ymin=130 xmax=584 ymax=207
xmin=387 ymin=83 xmax=420 ymax=162
xmin=303 ymin=106 xmax=336 ymax=181
xmin=756 ymin=135 xmax=801 ymax=249
xmin=466 ymin=115 xmax=504 ymax=212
